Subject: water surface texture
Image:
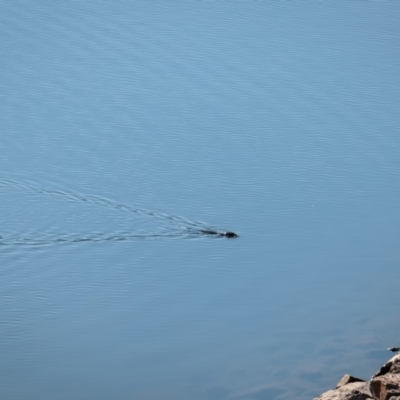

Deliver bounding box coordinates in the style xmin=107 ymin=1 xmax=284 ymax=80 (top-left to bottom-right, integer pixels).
xmin=1 ymin=2 xmax=399 ymax=400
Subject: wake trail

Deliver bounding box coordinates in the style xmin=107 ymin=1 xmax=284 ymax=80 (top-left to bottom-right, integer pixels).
xmin=0 ymin=178 xmax=235 ymax=246
xmin=0 ymin=178 xmax=209 ymax=228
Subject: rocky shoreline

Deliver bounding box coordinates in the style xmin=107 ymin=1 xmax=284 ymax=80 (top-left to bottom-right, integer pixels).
xmin=314 ymin=353 xmax=400 ymax=400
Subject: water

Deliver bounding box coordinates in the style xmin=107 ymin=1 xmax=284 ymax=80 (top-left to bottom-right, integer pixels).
xmin=1 ymin=2 xmax=399 ymax=399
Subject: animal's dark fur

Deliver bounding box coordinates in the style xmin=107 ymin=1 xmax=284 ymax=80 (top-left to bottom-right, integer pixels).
xmin=200 ymin=230 xmax=238 ymax=238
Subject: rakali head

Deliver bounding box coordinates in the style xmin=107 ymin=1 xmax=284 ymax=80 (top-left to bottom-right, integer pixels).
xmin=224 ymin=231 xmax=238 ymax=238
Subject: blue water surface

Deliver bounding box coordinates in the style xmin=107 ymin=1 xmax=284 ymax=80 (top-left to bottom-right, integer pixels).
xmin=1 ymin=2 xmax=399 ymax=399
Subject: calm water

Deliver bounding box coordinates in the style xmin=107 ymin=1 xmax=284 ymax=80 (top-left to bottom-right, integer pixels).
xmin=1 ymin=2 xmax=399 ymax=399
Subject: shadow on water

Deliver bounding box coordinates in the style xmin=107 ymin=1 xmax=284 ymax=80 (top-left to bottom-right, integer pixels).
xmin=0 ymin=178 xmax=238 ymax=247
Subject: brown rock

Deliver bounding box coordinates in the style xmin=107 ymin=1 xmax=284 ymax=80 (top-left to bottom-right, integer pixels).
xmin=337 ymin=375 xmax=366 ymax=389
xmin=373 ymin=355 xmax=400 ymax=378
xmin=314 ymin=381 xmax=373 ymax=400
xmin=369 ymin=373 xmax=400 ymax=400
xmin=313 ymin=355 xmax=400 ymax=400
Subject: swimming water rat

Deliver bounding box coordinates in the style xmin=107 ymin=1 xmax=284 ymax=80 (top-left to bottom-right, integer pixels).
xmin=200 ymin=230 xmax=238 ymax=238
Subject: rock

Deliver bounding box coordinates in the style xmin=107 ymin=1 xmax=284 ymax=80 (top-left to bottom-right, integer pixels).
xmin=370 ymin=373 xmax=400 ymax=400
xmin=388 ymin=348 xmax=400 ymax=353
xmin=372 ymin=354 xmax=400 ymax=378
xmin=337 ymin=375 xmax=366 ymax=389
xmin=313 ymin=381 xmax=373 ymax=400
xmin=313 ymin=355 xmax=400 ymax=400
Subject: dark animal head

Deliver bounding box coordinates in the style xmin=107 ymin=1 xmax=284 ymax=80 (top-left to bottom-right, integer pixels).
xmin=224 ymin=232 xmax=238 ymax=238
